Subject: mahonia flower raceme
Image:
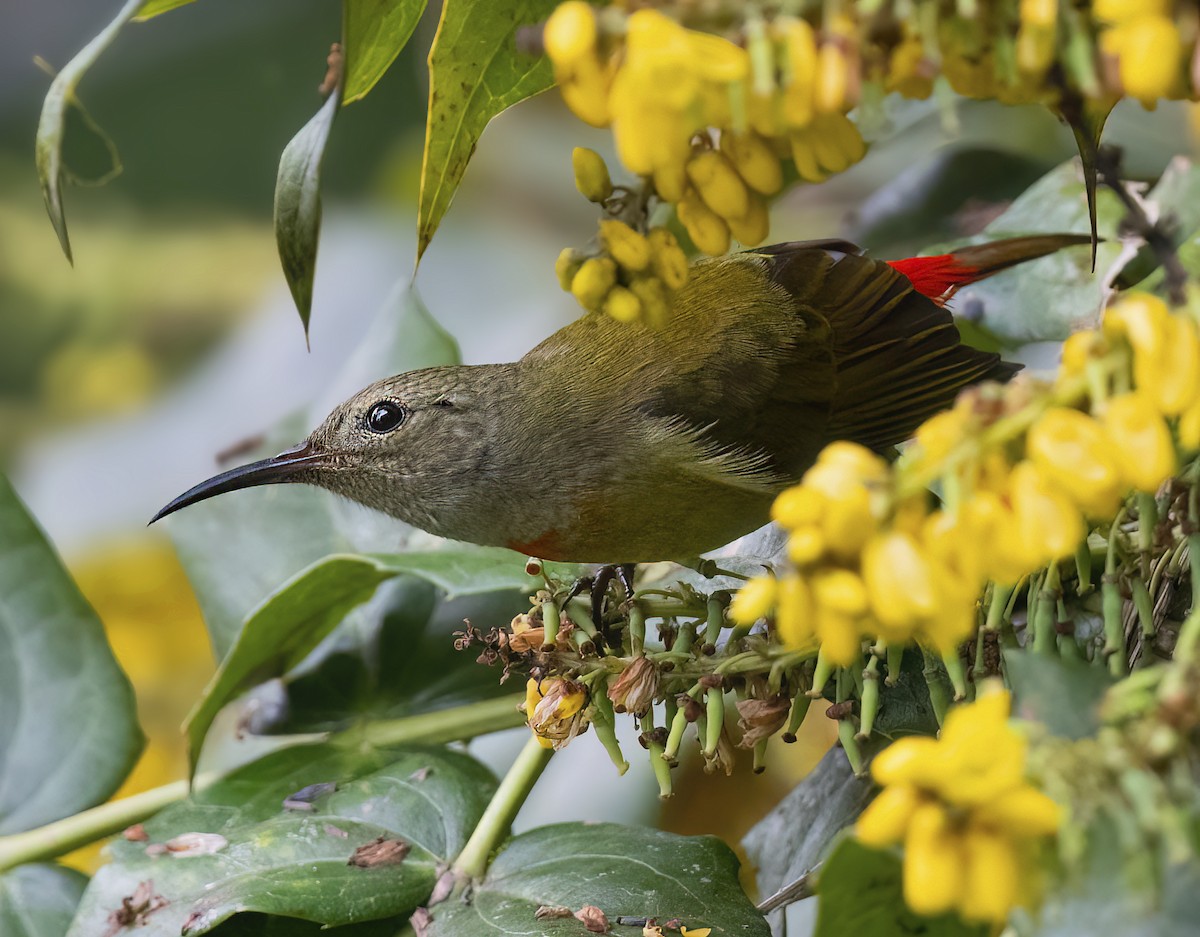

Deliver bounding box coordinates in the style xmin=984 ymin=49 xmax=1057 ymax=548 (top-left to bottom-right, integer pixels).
xmin=856 ymin=691 xmax=1061 ymax=924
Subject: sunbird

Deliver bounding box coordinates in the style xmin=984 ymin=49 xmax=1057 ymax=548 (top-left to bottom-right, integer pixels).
xmin=153 ymin=235 xmax=1090 ymax=562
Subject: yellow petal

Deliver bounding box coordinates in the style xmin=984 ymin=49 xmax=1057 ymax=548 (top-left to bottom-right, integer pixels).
xmin=857 ymin=784 xmax=922 ymax=847
xmin=903 ymin=803 xmax=963 ymax=917
xmin=978 ymin=785 xmax=1062 ymax=837
xmin=960 ymin=826 xmax=1019 ymax=923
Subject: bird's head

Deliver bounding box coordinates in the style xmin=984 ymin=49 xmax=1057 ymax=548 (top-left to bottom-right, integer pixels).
xmin=152 ymin=366 xmax=499 ymax=528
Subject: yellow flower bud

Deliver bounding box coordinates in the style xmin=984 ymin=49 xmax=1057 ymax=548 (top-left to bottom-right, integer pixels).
xmin=1027 ymin=408 xmax=1124 ymax=516
xmin=862 ymin=532 xmax=938 ymax=636
xmin=629 ymin=276 xmax=672 ymax=328
xmin=775 ymin=574 xmax=815 ymax=647
xmin=814 ymin=42 xmax=848 ymax=113
xmin=648 ymin=227 xmax=689 ymax=291
xmin=977 ymin=786 xmax=1062 ymax=837
xmin=719 ymin=131 xmax=783 ymax=196
xmin=816 ymin=610 xmax=862 ymax=666
xmin=1102 ymin=392 xmax=1177 ymax=492
xmin=789 ymin=128 xmax=828 ymax=183
xmin=812 ymin=568 xmax=868 ymax=617
xmin=787 ymin=527 xmax=825 ymax=565
xmin=599 ymin=220 xmax=652 ymax=273
xmin=727 ymin=192 xmax=770 ymax=246
xmin=871 ymin=736 xmax=941 ymax=786
xmin=677 ymin=190 xmax=731 ymax=256
xmin=602 ymin=285 xmax=642 ymax=323
xmin=543 ymin=1 xmax=597 ymax=65
xmin=571 ymin=147 xmax=613 ymax=203
xmin=653 ymin=163 xmax=688 ymax=203
xmin=772 ymin=485 xmax=824 ymax=529
xmin=1010 ymin=461 xmax=1085 ymax=567
xmin=729 ymin=576 xmax=776 ymax=625
xmin=686 ymin=151 xmax=751 ymax=221
xmin=557 ymin=55 xmax=612 ymax=127
xmin=1181 ymin=399 xmax=1200 ymax=450
xmin=570 ymin=256 xmax=617 ymax=310
xmin=1105 ymin=15 xmax=1184 ymax=105
xmin=1095 ymin=0 xmax=1171 ymax=23
xmin=960 ymin=827 xmax=1019 ymax=923
xmin=555 ymin=248 xmax=583 ymax=292
xmin=686 ymin=30 xmax=751 ymax=83
xmin=779 ymin=17 xmax=817 ymax=128
xmin=886 ymin=37 xmax=933 ymax=99
xmin=857 ymin=783 xmax=922 ymax=847
xmin=903 ymin=803 xmax=963 ymax=917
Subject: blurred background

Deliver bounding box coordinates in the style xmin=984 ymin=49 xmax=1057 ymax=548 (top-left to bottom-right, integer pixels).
xmin=2 ymin=0 xmax=1197 ymax=892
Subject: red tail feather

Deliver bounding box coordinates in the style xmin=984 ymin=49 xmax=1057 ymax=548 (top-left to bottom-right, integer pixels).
xmin=887 ymin=233 xmax=1094 ymax=304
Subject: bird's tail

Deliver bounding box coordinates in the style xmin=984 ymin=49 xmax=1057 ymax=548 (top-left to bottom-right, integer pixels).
xmin=885 ymin=233 xmax=1094 ymax=304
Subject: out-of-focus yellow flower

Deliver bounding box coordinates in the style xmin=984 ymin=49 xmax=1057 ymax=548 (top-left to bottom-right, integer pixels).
xmin=1008 ymin=460 xmax=1086 ymax=567
xmin=775 ymin=574 xmax=816 ymax=649
xmin=1108 ymin=293 xmax=1200 ymax=414
xmin=1102 ymin=392 xmax=1177 ymax=492
xmin=799 ymin=443 xmax=889 ymax=560
xmin=1027 ymin=407 xmax=1124 ymax=516
xmin=856 ymin=691 xmax=1061 ymax=925
xmin=1101 ymin=14 xmax=1184 ymax=106
xmin=728 ymin=575 xmax=776 ymax=624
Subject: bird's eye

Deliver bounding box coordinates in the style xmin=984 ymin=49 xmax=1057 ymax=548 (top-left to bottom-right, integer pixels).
xmin=366 ymin=401 xmax=406 ymax=433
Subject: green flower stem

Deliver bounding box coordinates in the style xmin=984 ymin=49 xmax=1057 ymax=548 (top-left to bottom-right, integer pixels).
xmin=1074 ymin=542 xmax=1094 ymax=595
xmin=541 ymin=600 xmax=562 ymax=649
xmin=921 ymin=647 xmax=950 ymax=726
xmin=453 ymin=734 xmax=553 ymax=879
xmin=703 ymin=688 xmax=724 ymax=756
xmin=0 ymin=694 xmax=527 ymax=874
xmin=590 ymin=691 xmax=629 ymax=776
xmin=628 ymin=601 xmax=646 ymax=656
xmin=703 ymin=595 xmax=725 ymax=649
xmin=837 ymin=717 xmax=864 ymax=776
xmin=808 ymin=648 xmax=833 ymax=697
xmin=986 ymin=583 xmax=1014 ymax=632
xmin=940 ymin=648 xmax=968 ymax=700
xmin=783 ymin=689 xmax=812 ymax=741
xmin=0 ymin=780 xmax=190 ymax=874
xmin=885 ymin=643 xmax=904 ymax=686
xmin=856 ymin=656 xmax=880 ymax=741
xmin=663 ymin=705 xmax=690 ymax=762
xmin=1033 ymin=563 xmax=1061 ymax=656
xmin=1130 ymin=576 xmax=1155 ymax=638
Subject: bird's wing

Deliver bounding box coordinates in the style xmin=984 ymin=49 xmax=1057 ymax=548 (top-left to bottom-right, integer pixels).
xmin=759 ymin=243 xmax=1017 ymax=452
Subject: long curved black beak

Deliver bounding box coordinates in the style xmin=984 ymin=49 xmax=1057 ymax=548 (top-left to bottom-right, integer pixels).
xmin=150 ymin=442 xmax=327 ymax=524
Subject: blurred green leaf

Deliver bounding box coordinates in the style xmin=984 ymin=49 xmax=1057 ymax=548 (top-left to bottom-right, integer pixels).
xmin=185 ymin=546 xmax=578 ymax=770
xmin=275 ymin=83 xmax=342 ymax=338
xmin=135 ymin=0 xmax=201 ymax=18
xmin=814 ymin=839 xmax=987 ymax=937
xmin=66 ymin=744 xmax=495 ymax=937
xmin=1005 ymin=652 xmax=1111 ymax=740
xmin=34 ymin=0 xmax=142 ymax=263
xmin=0 ymin=865 xmax=88 ymax=937
xmin=417 ymin=0 xmax=556 ymax=263
xmin=0 ymin=475 xmax=143 ymax=834
xmin=342 ymin=0 xmax=429 ymax=104
xmin=935 ymin=160 xmax=1127 ymax=343
xmin=427 ymin=822 xmax=769 ymax=936
xmin=268 ymin=578 xmax=526 ymax=735
xmin=168 ymin=289 xmax=460 ymax=660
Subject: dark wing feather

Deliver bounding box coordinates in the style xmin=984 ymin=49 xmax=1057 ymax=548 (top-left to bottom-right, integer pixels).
xmin=759 ymin=244 xmax=1018 ymax=453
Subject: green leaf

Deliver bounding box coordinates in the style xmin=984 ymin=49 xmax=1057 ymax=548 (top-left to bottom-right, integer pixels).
xmin=342 ymin=0 xmax=429 ymax=104
xmin=166 ymin=288 xmax=461 ymax=659
xmin=0 ymin=474 xmax=143 ymax=834
xmin=427 ymin=822 xmax=769 ymax=936
xmin=417 ymin=0 xmax=556 ymax=263
xmin=930 ymin=159 xmax=1128 ymax=344
xmin=134 ymin=0 xmax=201 ymax=18
xmin=185 ymin=547 xmax=578 ymax=770
xmin=1005 ymin=651 xmax=1111 ymax=740
xmin=814 ymin=839 xmax=987 ymax=937
xmin=275 ymin=83 xmax=342 ymax=338
xmin=34 ymin=0 xmax=142 ymax=263
xmin=265 ymin=579 xmax=528 ymax=735
xmin=0 ymin=865 xmax=88 ymax=937
xmin=743 ymin=748 xmax=873 ymax=933
xmin=66 ymin=744 xmax=496 ymax=937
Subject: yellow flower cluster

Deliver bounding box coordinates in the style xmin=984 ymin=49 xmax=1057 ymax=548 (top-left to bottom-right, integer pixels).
xmin=1096 ymin=0 xmax=1189 ymax=106
xmin=543 ymin=2 xmax=867 ymax=266
xmin=856 ymin=691 xmax=1061 ymax=924
xmin=731 ymin=291 xmax=1195 ymax=668
xmin=555 ymin=147 xmax=690 ymax=327
xmin=729 ymin=443 xmax=978 ymax=666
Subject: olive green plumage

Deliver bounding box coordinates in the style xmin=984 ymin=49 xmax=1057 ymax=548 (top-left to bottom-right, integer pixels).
xmin=155 ymin=241 xmax=1016 ymax=562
